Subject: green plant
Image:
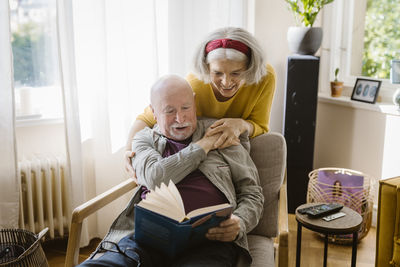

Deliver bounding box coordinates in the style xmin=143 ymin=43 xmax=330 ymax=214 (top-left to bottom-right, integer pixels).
xmin=285 ymin=0 xmax=335 ymax=27
xmin=362 ymin=0 xmax=400 ymax=79
xmin=334 ymin=67 xmax=339 ymax=82
xmin=11 ymin=22 xmax=49 ymax=87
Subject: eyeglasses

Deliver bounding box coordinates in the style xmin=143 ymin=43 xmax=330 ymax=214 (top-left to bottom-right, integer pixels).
xmin=98 ymin=240 xmax=141 ymax=266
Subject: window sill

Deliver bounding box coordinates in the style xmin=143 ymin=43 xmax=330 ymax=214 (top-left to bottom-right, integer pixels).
xmin=318 ymin=93 xmax=400 ymax=117
xmin=16 ymin=115 xmax=64 ymax=127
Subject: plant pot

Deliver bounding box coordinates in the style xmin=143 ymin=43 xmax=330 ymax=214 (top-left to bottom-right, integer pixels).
xmin=287 ymin=27 xmax=323 ymax=55
xmin=330 ymin=81 xmax=344 ymax=97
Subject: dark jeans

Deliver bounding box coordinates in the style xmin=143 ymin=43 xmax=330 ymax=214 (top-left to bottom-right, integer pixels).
xmin=78 ymin=234 xmax=239 ymax=267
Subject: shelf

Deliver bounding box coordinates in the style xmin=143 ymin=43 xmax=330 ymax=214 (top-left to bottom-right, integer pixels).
xmin=318 ymin=94 xmax=400 ymax=116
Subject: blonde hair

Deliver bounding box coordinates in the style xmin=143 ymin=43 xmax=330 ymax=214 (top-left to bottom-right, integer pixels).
xmin=192 ymin=27 xmax=267 ymax=84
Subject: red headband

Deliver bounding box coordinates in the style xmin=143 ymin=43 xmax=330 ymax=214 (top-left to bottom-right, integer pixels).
xmin=205 ymin=38 xmax=250 ymax=57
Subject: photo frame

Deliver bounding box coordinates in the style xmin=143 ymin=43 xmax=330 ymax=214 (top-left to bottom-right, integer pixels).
xmin=351 ymin=78 xmax=382 ymax=104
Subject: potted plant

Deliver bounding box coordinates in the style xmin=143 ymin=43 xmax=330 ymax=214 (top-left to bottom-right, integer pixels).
xmin=285 ymin=0 xmax=335 ymax=55
xmin=330 ymin=68 xmax=344 ymax=97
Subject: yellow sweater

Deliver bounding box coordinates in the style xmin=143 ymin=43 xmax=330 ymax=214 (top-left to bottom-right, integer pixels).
xmin=137 ymin=64 xmax=276 ymax=138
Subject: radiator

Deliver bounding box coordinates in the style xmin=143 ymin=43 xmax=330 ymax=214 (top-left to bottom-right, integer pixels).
xmin=18 ymin=156 xmax=70 ymax=239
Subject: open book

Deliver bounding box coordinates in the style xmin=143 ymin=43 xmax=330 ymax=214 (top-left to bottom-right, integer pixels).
xmin=134 ymin=180 xmax=232 ymax=258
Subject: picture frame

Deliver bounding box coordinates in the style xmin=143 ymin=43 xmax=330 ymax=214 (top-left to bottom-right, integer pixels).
xmin=351 ymin=78 xmax=382 ymax=104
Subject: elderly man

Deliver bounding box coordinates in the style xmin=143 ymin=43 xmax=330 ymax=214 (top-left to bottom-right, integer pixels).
xmin=79 ymin=75 xmax=263 ymax=267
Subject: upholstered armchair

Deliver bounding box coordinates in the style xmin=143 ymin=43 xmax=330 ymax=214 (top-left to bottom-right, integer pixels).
xmin=376 ymin=176 xmax=400 ymax=267
xmin=65 ymin=132 xmax=288 ymax=267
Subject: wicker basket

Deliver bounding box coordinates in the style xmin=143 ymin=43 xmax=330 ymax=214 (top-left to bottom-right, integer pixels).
xmin=307 ymin=168 xmax=375 ymax=244
xmin=0 ymin=228 xmax=48 ymax=267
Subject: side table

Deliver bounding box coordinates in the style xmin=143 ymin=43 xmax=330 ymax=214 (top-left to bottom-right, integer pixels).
xmin=295 ymin=203 xmax=362 ymax=267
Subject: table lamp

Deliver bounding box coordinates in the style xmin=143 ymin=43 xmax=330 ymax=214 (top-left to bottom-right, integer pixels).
xmin=391 ymin=59 xmax=400 ymax=109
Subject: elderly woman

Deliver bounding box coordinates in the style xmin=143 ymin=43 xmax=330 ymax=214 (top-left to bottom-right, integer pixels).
xmin=125 ymin=27 xmax=276 ymax=175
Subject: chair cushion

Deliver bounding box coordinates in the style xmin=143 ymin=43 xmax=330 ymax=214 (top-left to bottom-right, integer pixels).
xmin=247 ymin=234 xmax=274 ymax=267
xmin=249 ymin=133 xmax=286 ymax=238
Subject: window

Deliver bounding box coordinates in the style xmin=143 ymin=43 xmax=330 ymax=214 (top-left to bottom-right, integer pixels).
xmin=361 ymin=0 xmax=400 ymax=79
xmin=322 ymin=0 xmax=399 ymax=99
xmin=10 ymin=0 xmax=63 ymax=120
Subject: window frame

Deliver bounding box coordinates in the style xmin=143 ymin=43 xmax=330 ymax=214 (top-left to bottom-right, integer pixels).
xmin=321 ymin=0 xmax=398 ymax=102
xmin=9 ymin=0 xmax=64 ymax=123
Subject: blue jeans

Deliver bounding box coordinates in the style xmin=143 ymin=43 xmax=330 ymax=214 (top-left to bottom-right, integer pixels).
xmin=78 ymin=235 xmax=239 ymax=267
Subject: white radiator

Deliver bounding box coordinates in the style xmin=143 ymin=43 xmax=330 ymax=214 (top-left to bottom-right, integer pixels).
xmin=18 ymin=156 xmax=70 ymax=239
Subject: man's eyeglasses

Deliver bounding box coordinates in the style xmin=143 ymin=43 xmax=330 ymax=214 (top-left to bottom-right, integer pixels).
xmin=98 ymin=240 xmax=141 ymax=266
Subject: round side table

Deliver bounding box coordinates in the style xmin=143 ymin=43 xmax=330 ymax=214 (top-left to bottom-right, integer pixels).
xmin=295 ymin=203 xmax=362 ymax=267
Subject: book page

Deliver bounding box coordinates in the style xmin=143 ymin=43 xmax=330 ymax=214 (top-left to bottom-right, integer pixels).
xmin=137 ymin=181 xmax=230 ymax=222
xmin=186 ymin=203 xmax=232 ymax=218
xmin=156 ymin=183 xmax=181 ymax=211
xmin=166 ymin=180 xmax=185 ymax=213
xmin=138 ymin=197 xmax=184 ymax=222
xmin=137 ymin=182 xmax=186 ymax=222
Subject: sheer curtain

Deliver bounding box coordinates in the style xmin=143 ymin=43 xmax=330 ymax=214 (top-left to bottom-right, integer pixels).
xmin=57 ymin=0 xmax=247 ymax=244
xmin=0 ymin=0 xmax=19 ymax=228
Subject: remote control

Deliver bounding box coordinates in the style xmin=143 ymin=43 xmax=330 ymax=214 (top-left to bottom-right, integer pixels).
xmin=298 ymin=203 xmax=344 ymax=218
xmin=323 ymin=212 xmax=346 ymax=221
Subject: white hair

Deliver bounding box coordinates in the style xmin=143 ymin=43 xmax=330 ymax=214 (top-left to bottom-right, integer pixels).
xmin=206 ymin=48 xmax=248 ymax=64
xmin=192 ymin=27 xmax=267 ymax=85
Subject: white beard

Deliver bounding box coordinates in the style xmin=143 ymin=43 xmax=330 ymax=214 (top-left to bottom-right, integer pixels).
xmin=168 ymin=122 xmax=193 ymax=140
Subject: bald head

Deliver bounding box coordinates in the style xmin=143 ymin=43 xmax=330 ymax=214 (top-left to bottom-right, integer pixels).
xmin=150 ymin=75 xmax=197 ymax=140
xmin=150 ymin=75 xmax=193 ymax=108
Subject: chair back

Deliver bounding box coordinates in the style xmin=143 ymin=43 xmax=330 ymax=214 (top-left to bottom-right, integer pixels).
xmin=249 ymin=132 xmax=287 ymax=238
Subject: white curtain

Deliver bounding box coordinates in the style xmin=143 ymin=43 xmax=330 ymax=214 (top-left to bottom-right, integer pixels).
xmin=0 ymin=1 xmax=19 ymax=228
xmin=56 ymin=0 xmax=247 ymax=244
xmin=56 ymin=0 xmax=90 ymax=246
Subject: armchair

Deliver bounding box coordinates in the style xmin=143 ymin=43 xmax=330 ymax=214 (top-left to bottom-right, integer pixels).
xmin=65 ymin=132 xmax=288 ymax=267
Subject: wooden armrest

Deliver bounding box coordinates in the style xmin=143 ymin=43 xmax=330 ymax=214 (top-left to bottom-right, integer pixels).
xmin=277 ymin=170 xmax=289 ymax=267
xmin=65 ymin=178 xmax=137 ymax=267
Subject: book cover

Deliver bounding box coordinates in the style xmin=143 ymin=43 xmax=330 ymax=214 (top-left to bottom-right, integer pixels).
xmin=134 ymin=181 xmax=232 ymax=258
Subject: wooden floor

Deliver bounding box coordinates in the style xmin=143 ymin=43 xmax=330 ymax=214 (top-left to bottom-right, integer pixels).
xmin=43 ymin=237 xmax=101 ymax=266
xmin=288 ymin=214 xmax=376 ymax=267
xmin=44 ymin=214 xmax=376 ymax=267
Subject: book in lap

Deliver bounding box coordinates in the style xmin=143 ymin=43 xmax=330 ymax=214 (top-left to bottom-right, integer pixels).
xmin=134 ymin=180 xmax=232 ymax=258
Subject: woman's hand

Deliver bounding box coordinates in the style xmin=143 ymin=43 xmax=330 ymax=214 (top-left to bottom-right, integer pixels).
xmin=206 ymin=214 xmax=241 ymax=242
xmin=206 ymin=118 xmax=251 ymax=149
xmin=195 ymin=132 xmax=221 ymax=154
xmin=124 ymin=150 xmax=138 ymax=183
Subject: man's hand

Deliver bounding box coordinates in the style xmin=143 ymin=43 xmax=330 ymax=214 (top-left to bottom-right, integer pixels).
xmin=206 ymin=214 xmax=241 ymax=242
xmin=124 ymin=150 xmax=138 ymax=183
xmin=205 ymin=118 xmax=251 ymax=149
xmin=195 ymin=132 xmax=221 ymax=154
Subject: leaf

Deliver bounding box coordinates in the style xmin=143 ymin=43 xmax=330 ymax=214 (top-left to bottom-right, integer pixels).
xmin=285 ymin=0 xmax=335 ymax=27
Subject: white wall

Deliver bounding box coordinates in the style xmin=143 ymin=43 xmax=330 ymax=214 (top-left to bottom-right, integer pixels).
xmin=314 ymin=104 xmax=385 ymax=173
xmin=252 ymin=1 xmax=295 ymax=134
xmin=15 ymin=122 xmax=66 ymax=160
xmin=314 ymin=101 xmax=400 ymax=202
xmin=314 ymin=103 xmax=384 ymax=203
